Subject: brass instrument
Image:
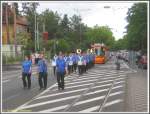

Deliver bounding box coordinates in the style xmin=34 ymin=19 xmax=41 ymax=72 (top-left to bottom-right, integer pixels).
xmin=77 ymin=49 xmax=81 ymax=54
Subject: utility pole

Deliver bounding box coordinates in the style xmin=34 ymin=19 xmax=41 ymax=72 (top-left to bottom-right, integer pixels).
xmin=37 ymin=22 xmax=39 ymax=51
xmin=34 ymin=10 xmax=37 ymax=52
xmin=13 ymin=3 xmax=17 ymax=55
xmin=5 ymin=4 xmax=10 ymax=44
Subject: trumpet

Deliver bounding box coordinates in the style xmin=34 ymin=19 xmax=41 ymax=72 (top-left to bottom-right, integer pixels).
xmin=77 ymin=49 xmax=81 ymax=54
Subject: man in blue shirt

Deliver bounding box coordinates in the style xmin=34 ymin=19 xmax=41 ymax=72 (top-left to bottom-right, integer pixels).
xmin=38 ymin=54 xmax=48 ymax=90
xmin=56 ymin=51 xmax=67 ymax=90
xmin=22 ymin=55 xmax=32 ymax=89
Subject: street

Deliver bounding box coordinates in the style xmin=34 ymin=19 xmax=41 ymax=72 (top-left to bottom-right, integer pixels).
xmin=2 ymin=58 xmax=146 ymax=112
xmin=2 ymin=64 xmax=57 ymax=112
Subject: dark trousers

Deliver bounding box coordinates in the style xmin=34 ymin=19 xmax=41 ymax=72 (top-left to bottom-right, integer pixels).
xmin=39 ymin=72 xmax=47 ymax=89
xmin=78 ymin=65 xmax=83 ymax=75
xmin=22 ymin=73 xmax=31 ymax=88
xmin=53 ymin=66 xmax=56 ymax=76
xmin=68 ymin=65 xmax=73 ymax=74
xmin=73 ymin=63 xmax=77 ymax=72
xmin=87 ymin=63 xmax=89 ymax=70
xmin=57 ymin=72 xmax=65 ymax=89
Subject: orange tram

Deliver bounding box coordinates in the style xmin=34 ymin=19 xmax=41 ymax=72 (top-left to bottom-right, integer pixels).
xmin=91 ymin=43 xmax=109 ymax=64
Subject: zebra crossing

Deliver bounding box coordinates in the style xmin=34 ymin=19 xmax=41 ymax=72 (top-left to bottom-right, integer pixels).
xmin=14 ymin=61 xmax=136 ymax=112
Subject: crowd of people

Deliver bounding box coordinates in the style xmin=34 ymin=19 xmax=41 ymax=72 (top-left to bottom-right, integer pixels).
xmin=21 ymin=51 xmax=95 ymax=91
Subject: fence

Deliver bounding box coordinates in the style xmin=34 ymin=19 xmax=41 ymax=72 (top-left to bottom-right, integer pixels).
xmin=2 ymin=51 xmax=24 ymax=65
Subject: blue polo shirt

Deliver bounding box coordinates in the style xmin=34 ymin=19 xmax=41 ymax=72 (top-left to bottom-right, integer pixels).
xmin=72 ymin=54 xmax=78 ymax=63
xmin=22 ymin=60 xmax=32 ymax=73
xmin=38 ymin=59 xmax=47 ymax=73
xmin=56 ymin=57 xmax=66 ymax=73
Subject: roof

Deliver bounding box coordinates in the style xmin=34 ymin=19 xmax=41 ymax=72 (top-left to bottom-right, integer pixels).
xmin=16 ymin=16 xmax=28 ymax=26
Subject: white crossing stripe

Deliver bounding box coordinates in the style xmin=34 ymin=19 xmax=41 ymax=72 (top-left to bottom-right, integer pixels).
xmin=104 ymin=99 xmax=123 ymax=107
xmin=39 ymin=105 xmax=68 ymax=112
xmin=109 ymin=91 xmax=124 ymax=97
xmin=112 ymin=85 xmax=124 ymax=90
xmin=74 ymin=94 xmax=106 ymax=106
xmin=36 ymin=88 xmax=87 ymax=100
xmin=65 ymin=79 xmax=98 ymax=86
xmin=19 ymin=95 xmax=80 ymax=110
xmin=85 ymin=88 xmax=109 ymax=96
xmin=79 ymin=105 xmax=99 ymax=112
xmin=2 ymin=79 xmax=10 ymax=83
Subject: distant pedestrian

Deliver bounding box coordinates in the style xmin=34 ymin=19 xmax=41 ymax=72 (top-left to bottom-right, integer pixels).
xmin=56 ymin=51 xmax=67 ymax=90
xmin=72 ymin=52 xmax=78 ymax=73
xmin=115 ymin=55 xmax=121 ymax=70
xmin=68 ymin=53 xmax=73 ymax=74
xmin=22 ymin=55 xmax=32 ymax=89
xmin=38 ymin=54 xmax=48 ymax=90
xmin=52 ymin=54 xmax=57 ymax=76
xmin=77 ymin=52 xmax=84 ymax=75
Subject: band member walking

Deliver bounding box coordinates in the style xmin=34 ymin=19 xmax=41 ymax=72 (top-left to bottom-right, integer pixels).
xmin=56 ymin=52 xmax=67 ymax=90
xmin=38 ymin=54 xmax=48 ymax=90
xmin=22 ymin=55 xmax=32 ymax=89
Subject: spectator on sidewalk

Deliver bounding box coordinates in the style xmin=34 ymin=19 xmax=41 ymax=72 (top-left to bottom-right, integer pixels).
xmin=22 ymin=55 xmax=32 ymax=89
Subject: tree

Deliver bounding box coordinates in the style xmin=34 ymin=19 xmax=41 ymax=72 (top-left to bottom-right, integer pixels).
xmin=14 ymin=3 xmax=20 ymax=16
xmin=85 ymin=26 xmax=115 ymax=49
xmin=21 ymin=2 xmax=39 ymax=40
xmin=126 ymin=3 xmax=147 ymax=53
xmin=60 ymin=14 xmax=70 ymax=36
xmin=16 ymin=32 xmax=33 ymax=50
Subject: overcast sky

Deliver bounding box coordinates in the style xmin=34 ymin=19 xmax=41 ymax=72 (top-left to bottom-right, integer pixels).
xmin=16 ymin=1 xmax=140 ymax=40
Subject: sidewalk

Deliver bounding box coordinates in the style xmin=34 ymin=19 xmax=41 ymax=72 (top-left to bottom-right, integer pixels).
xmin=125 ymin=68 xmax=148 ymax=112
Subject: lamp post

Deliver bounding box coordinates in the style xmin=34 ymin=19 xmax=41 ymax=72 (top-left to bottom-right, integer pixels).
xmin=12 ymin=3 xmax=17 ymax=56
xmin=34 ymin=10 xmax=37 ymax=52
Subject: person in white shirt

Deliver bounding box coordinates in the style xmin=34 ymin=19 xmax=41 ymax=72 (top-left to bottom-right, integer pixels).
xmin=52 ymin=54 xmax=58 ymax=76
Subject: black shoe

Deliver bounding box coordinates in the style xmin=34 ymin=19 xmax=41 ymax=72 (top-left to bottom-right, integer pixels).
xmin=44 ymin=87 xmax=47 ymax=90
xmin=28 ymin=87 xmax=31 ymax=89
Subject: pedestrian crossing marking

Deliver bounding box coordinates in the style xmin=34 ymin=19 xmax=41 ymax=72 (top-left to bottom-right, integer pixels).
xmin=74 ymin=95 xmax=106 ymax=106
xmin=19 ymin=95 xmax=80 ymax=110
xmin=2 ymin=79 xmax=10 ymax=83
xmin=103 ymin=99 xmax=123 ymax=108
xmin=79 ymin=105 xmax=99 ymax=112
xmin=36 ymin=88 xmax=87 ymax=100
xmin=39 ymin=105 xmax=68 ymax=112
xmin=14 ymin=61 xmax=134 ymax=112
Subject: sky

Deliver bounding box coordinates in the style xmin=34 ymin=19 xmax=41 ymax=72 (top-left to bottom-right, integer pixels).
xmin=17 ymin=1 xmax=137 ymax=40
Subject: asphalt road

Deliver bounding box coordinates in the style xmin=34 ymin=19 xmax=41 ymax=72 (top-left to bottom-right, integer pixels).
xmin=2 ymin=64 xmax=57 ymax=112
xmin=2 ymin=59 xmax=138 ymax=112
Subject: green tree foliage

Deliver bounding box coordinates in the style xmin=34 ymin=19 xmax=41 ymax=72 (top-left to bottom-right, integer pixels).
xmin=21 ymin=3 xmax=118 ymax=53
xmin=21 ymin=2 xmax=39 ymax=40
xmin=126 ymin=3 xmax=147 ymax=53
xmin=85 ymin=26 xmax=115 ymax=49
xmin=40 ymin=9 xmax=61 ymax=39
xmin=16 ymin=32 xmax=34 ymax=51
